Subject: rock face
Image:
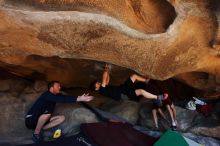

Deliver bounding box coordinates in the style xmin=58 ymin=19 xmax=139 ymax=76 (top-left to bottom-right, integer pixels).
xmin=0 ymin=0 xmax=219 ymax=93
xmin=0 ymin=78 xmax=219 ymax=145
xmin=0 ymin=1 xmax=220 ymax=145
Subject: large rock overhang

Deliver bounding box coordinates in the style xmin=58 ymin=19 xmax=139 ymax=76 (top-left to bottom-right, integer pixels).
xmin=0 ymin=0 xmax=219 ymax=92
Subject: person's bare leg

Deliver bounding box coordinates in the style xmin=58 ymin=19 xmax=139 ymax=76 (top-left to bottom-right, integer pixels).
xmin=42 ymin=115 xmax=65 ymax=130
xmin=152 ymin=109 xmax=158 ymax=128
xmin=135 ymin=89 xmax=168 ymax=100
xmin=135 ymin=89 xmax=157 ymax=99
xmin=166 ymin=105 xmax=176 ymax=126
xmin=170 ymin=104 xmax=177 ymax=124
xmin=34 ymin=114 xmax=51 ymax=134
xmin=170 ymin=104 xmax=177 ymax=119
xmin=130 ymin=74 xmax=147 ymax=83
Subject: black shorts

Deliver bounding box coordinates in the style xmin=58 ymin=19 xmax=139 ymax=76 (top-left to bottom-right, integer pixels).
xmin=153 ymin=98 xmax=173 ymax=109
xmin=25 ymin=116 xmax=38 ymax=129
xmin=25 ymin=112 xmax=51 ymax=129
xmin=153 ymin=100 xmax=163 ymax=109
xmin=121 ymin=78 xmax=137 ymax=100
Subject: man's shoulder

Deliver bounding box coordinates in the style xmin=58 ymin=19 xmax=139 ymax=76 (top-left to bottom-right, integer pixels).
xmin=40 ymin=91 xmax=51 ymax=98
xmin=41 ymin=91 xmax=50 ymax=95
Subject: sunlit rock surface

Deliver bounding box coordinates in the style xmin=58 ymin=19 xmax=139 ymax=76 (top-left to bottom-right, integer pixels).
xmin=0 ymin=0 xmax=219 ymax=94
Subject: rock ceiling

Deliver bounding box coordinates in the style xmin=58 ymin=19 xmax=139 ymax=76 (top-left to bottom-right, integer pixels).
xmin=0 ymin=0 xmax=220 ymax=93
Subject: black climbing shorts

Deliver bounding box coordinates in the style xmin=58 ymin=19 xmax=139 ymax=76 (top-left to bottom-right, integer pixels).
xmin=121 ymin=78 xmax=137 ymax=99
xmin=153 ymin=100 xmax=163 ymax=109
xmin=25 ymin=115 xmax=38 ymax=129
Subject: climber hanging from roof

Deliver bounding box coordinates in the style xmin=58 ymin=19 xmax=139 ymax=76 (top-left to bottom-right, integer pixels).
xmin=90 ymin=63 xmax=168 ymax=102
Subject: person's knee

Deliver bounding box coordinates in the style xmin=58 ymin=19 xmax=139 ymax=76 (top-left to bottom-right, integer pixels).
xmin=139 ymin=89 xmax=145 ymax=94
xmin=135 ymin=89 xmax=145 ymax=96
xmin=152 ymin=109 xmax=156 ymax=113
xmin=59 ymin=115 xmax=65 ymax=123
xmin=166 ymin=104 xmax=170 ymax=109
xmin=40 ymin=114 xmax=51 ymax=120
